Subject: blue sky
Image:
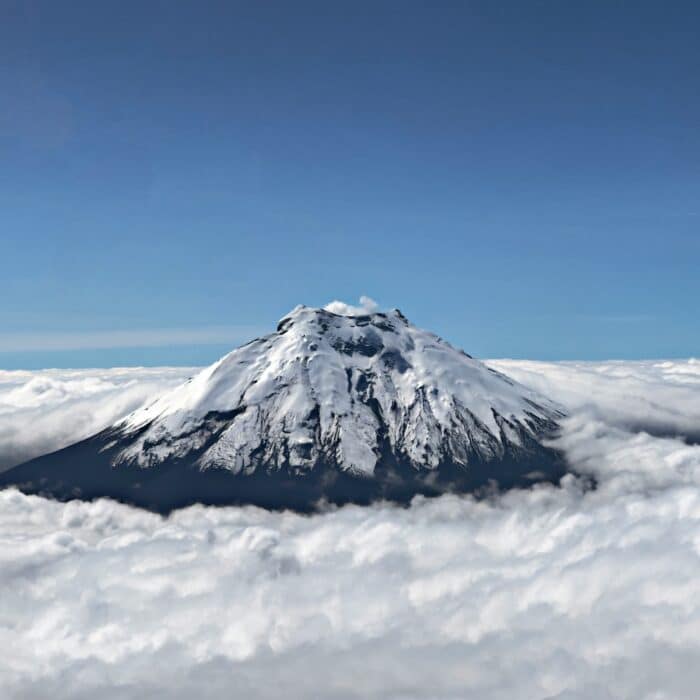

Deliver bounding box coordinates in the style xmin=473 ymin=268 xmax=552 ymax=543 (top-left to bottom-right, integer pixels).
xmin=2 ymin=1 xmax=698 ymax=368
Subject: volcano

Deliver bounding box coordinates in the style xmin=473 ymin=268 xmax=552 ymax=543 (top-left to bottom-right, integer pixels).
xmin=0 ymin=305 xmax=567 ymax=511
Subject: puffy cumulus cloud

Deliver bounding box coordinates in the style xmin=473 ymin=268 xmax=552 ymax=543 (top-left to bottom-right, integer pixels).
xmin=0 ymin=367 xmax=193 ymax=470
xmin=324 ymin=296 xmax=380 ymax=316
xmin=2 ymin=458 xmax=700 ymax=699
xmin=1 ymin=359 xmax=700 ymax=698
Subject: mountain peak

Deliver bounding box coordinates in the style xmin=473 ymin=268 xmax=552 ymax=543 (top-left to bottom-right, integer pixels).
xmin=276 ymin=303 xmax=409 ymax=336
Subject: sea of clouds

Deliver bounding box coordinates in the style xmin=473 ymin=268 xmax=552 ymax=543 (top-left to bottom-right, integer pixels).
xmin=1 ymin=359 xmax=700 ymax=699
xmin=0 ymin=367 xmax=194 ymax=471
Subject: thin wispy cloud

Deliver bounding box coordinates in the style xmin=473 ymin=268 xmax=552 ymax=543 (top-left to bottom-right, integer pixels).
xmin=0 ymin=326 xmax=265 ymax=353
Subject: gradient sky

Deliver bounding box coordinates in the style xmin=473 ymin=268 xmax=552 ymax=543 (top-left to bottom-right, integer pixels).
xmin=2 ymin=1 xmax=699 ymax=368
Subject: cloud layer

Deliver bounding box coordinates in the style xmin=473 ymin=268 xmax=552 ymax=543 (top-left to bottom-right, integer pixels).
xmin=487 ymin=358 xmax=700 ymax=440
xmin=1 ymin=359 xmax=699 ymax=698
xmin=0 ymin=367 xmax=193 ymax=470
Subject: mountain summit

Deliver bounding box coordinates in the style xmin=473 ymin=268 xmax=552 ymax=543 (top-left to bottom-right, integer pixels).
xmin=0 ymin=305 xmax=567 ymax=511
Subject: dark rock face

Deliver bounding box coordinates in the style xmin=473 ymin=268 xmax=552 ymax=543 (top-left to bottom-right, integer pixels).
xmin=331 ymin=328 xmax=384 ymax=357
xmin=0 ymin=423 xmax=567 ymax=514
xmin=381 ymin=349 xmax=412 ymax=373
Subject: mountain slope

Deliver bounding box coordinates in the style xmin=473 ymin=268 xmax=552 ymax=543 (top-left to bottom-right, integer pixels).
xmin=0 ymin=305 xmax=568 ymax=511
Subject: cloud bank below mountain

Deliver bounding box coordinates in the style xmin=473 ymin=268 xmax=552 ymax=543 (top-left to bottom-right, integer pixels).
xmin=1 ymin=359 xmax=699 ymax=699
xmin=488 ymin=358 xmax=700 ymax=440
xmin=0 ymin=367 xmax=193 ymax=470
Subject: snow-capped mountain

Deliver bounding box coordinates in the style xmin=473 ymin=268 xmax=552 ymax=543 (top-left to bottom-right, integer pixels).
xmin=116 ymin=304 xmax=563 ymax=474
xmin=0 ymin=305 xmax=567 ymax=511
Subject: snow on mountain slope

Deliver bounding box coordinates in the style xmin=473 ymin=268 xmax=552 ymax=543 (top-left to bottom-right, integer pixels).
xmin=111 ymin=305 xmax=564 ymax=477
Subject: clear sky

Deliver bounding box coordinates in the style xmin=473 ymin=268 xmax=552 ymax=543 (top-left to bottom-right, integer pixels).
xmin=2 ymin=1 xmax=698 ymax=368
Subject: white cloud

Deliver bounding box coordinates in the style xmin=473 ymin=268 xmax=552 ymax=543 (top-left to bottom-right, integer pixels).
xmin=323 ymin=296 xmax=380 ymax=316
xmin=1 ymin=359 xmax=700 ymax=698
xmin=0 ymin=326 xmax=263 ymax=352
xmin=0 ymin=367 xmax=193 ymax=470
xmin=487 ymin=358 xmax=700 ymax=440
